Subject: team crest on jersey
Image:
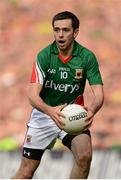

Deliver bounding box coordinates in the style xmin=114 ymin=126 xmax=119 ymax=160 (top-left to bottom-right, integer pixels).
xmin=26 ymin=135 xmax=32 ymax=143
xmin=75 ymin=69 xmax=83 ymax=79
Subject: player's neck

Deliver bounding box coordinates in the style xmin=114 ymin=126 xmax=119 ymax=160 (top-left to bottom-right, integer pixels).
xmin=58 ymin=42 xmax=74 ymax=58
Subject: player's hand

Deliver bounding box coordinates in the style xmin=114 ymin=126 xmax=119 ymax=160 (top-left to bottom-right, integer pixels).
xmin=83 ymin=107 xmax=94 ymax=129
xmin=46 ymin=103 xmax=67 ymax=129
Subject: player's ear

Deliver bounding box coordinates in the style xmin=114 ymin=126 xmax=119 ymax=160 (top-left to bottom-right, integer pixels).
xmin=73 ymin=28 xmax=79 ymax=39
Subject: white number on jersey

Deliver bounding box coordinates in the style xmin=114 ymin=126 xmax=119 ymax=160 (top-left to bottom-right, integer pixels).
xmin=61 ymin=71 xmax=68 ymax=79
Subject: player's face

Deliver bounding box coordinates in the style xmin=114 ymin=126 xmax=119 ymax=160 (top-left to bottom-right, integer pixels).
xmin=53 ymin=19 xmax=79 ymax=51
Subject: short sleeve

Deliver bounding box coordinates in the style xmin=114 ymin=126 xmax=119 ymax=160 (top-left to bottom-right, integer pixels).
xmin=86 ymin=52 xmax=103 ymax=85
xmin=30 ymin=51 xmax=48 ymax=84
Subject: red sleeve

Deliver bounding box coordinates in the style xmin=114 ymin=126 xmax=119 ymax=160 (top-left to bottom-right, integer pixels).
xmin=30 ymin=62 xmax=40 ymax=83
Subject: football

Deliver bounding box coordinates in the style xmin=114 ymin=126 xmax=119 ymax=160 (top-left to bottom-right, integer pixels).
xmin=61 ymin=104 xmax=88 ymax=135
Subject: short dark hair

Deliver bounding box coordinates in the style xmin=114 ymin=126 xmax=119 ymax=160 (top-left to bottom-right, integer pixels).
xmin=52 ymin=11 xmax=80 ymax=30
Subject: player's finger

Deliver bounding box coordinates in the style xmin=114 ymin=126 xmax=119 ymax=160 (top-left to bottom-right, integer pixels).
xmin=84 ymin=119 xmax=93 ymax=129
xmin=53 ymin=117 xmax=62 ymax=129
xmin=54 ymin=115 xmax=65 ymax=129
xmin=59 ymin=103 xmax=67 ymax=110
xmin=57 ymin=121 xmax=64 ymax=129
xmin=83 ymin=106 xmax=88 ymax=111
xmin=85 ymin=117 xmax=93 ymax=123
xmin=58 ymin=111 xmax=65 ymax=118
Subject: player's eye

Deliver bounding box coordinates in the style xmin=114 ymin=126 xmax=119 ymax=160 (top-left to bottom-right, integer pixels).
xmin=53 ymin=28 xmax=60 ymax=32
xmin=63 ymin=28 xmax=70 ymax=32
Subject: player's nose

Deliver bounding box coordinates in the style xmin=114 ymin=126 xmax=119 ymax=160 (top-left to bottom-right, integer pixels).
xmin=59 ymin=30 xmax=64 ymax=37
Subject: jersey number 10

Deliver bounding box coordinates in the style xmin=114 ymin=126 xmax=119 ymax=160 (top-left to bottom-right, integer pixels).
xmin=60 ymin=71 xmax=68 ymax=79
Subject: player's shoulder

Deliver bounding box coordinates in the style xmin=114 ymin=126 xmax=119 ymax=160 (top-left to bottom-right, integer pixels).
xmin=37 ymin=43 xmax=52 ymax=60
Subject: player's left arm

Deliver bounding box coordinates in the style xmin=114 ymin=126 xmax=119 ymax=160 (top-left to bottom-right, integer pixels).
xmin=84 ymin=84 xmax=104 ymax=129
xmin=89 ymin=84 xmax=104 ymax=115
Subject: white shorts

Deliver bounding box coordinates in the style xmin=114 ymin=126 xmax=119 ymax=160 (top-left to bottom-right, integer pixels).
xmin=24 ymin=108 xmax=67 ymax=150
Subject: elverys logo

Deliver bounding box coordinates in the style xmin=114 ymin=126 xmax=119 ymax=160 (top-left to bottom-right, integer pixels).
xmin=45 ymin=80 xmax=80 ymax=93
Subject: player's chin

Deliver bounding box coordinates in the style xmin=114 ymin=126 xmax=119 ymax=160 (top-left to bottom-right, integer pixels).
xmin=57 ymin=44 xmax=66 ymax=50
xmin=59 ymin=47 xmax=67 ymax=51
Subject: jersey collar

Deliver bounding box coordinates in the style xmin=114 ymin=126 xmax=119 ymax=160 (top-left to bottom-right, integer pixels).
xmin=51 ymin=40 xmax=80 ymax=57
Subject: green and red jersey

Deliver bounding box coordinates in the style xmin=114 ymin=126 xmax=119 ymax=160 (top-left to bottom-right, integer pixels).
xmin=31 ymin=41 xmax=103 ymax=106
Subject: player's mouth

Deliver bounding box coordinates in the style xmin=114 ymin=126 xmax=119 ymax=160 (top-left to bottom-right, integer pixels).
xmin=58 ymin=40 xmax=66 ymax=46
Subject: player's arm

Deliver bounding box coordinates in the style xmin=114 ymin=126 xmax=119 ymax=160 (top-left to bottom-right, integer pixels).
xmin=88 ymin=84 xmax=104 ymax=114
xmin=27 ymin=83 xmax=66 ymax=129
xmin=84 ymin=52 xmax=104 ymax=129
xmin=84 ymin=84 xmax=104 ymax=129
xmin=28 ymin=83 xmax=50 ymax=113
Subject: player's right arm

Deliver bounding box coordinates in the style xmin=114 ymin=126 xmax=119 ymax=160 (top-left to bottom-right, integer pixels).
xmin=28 ymin=49 xmax=66 ymax=129
xmin=27 ymin=83 xmax=66 ymax=129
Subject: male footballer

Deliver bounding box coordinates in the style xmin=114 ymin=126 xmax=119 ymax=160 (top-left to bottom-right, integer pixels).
xmin=12 ymin=11 xmax=104 ymax=179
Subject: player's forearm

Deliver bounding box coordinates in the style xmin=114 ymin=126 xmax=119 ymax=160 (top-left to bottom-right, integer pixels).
xmin=89 ymin=94 xmax=104 ymax=115
xmin=28 ymin=95 xmax=51 ymax=115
